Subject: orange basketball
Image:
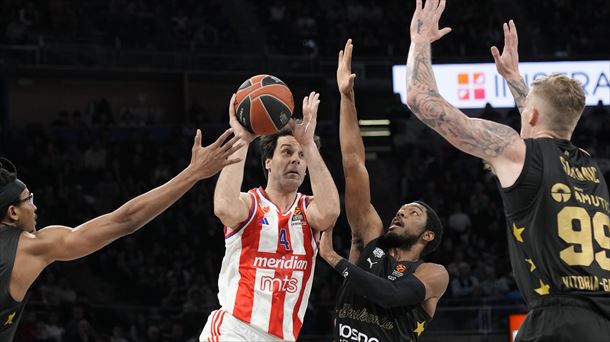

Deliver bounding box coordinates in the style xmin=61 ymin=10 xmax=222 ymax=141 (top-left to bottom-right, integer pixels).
xmin=234 ymin=74 xmax=294 ymax=135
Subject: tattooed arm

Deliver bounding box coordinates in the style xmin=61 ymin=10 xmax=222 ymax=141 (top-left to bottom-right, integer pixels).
xmin=406 ymin=0 xmax=525 ymax=187
xmin=490 ymin=20 xmax=529 ymax=113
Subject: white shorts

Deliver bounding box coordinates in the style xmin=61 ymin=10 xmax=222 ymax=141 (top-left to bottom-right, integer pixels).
xmin=199 ymin=309 xmax=284 ymax=342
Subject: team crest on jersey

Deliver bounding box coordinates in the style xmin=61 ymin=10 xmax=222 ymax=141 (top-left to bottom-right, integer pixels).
xmin=373 ymin=248 xmax=385 ymax=258
xmin=261 ymin=204 xmax=271 ymax=213
xmin=292 ymin=207 xmax=304 ymax=222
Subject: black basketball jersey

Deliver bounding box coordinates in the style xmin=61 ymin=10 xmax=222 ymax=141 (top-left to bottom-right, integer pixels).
xmin=0 ymin=225 xmax=26 ymax=342
xmin=498 ymin=138 xmax=610 ymax=317
xmin=334 ymin=237 xmax=431 ymax=342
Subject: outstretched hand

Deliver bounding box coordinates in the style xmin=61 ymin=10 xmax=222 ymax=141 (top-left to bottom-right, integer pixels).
xmin=491 ymin=20 xmax=521 ymax=79
xmin=410 ymin=0 xmax=451 ymax=44
xmin=289 ymin=91 xmax=320 ymax=147
xmin=189 ymin=128 xmax=244 ymax=180
xmin=337 ymin=39 xmax=356 ymax=96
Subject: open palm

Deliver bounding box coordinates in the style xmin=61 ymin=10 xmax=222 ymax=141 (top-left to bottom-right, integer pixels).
xmin=410 ymin=0 xmax=451 ymax=43
xmin=337 ymin=39 xmax=356 ymax=96
xmin=290 ymin=92 xmax=320 ymax=146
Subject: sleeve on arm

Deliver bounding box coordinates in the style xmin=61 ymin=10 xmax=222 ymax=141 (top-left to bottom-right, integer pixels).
xmin=334 ymin=259 xmax=426 ymax=308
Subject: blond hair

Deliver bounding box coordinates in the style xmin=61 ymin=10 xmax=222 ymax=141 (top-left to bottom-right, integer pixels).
xmin=530 ymin=73 xmax=585 ymax=136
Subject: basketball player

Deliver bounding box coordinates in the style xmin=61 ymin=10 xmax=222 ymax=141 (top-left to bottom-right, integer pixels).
xmin=200 ymin=92 xmax=340 ymax=341
xmin=406 ymin=1 xmax=610 ymax=340
xmin=317 ymin=39 xmax=448 ymax=342
xmin=0 ymin=129 xmax=242 ymax=341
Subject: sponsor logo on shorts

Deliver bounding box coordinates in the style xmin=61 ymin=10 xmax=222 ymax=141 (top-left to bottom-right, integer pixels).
xmin=338 ymin=323 xmax=380 ymax=342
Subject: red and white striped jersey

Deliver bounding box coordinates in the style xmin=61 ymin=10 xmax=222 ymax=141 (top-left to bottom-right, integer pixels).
xmin=217 ymin=187 xmax=318 ymax=341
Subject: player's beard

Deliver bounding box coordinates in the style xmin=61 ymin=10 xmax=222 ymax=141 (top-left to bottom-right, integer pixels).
xmin=383 ymin=230 xmax=422 ymax=250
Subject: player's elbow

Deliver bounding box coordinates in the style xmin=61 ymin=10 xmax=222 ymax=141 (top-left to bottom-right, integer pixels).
xmin=329 ymin=206 xmax=341 ymax=223
xmin=214 ymin=203 xmax=233 ymax=223
xmin=314 ymin=198 xmax=340 ymax=230
xmin=315 ymin=214 xmax=339 ymax=232
xmin=405 ymin=91 xmax=420 ymax=113
xmin=214 ymin=202 xmax=247 ymax=228
xmin=325 ymin=204 xmax=341 ymax=227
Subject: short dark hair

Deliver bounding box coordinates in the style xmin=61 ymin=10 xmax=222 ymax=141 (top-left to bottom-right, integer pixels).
xmin=414 ymin=200 xmax=443 ymax=256
xmin=0 ymin=157 xmax=19 ymax=217
xmin=258 ymin=125 xmax=321 ymax=180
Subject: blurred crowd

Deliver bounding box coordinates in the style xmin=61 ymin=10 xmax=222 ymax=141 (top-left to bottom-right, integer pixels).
xmin=1 ymin=0 xmax=608 ymax=58
xmin=254 ymin=0 xmax=610 ymax=58
xmin=0 ymin=0 xmax=236 ymax=50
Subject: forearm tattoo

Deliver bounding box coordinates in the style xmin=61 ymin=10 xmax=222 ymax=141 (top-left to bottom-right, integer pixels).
xmin=407 ymin=43 xmax=519 ymax=159
xmin=506 ymin=78 xmax=529 ymax=113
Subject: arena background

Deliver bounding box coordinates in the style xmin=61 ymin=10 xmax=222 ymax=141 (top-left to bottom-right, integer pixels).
xmin=0 ymin=0 xmax=608 ymax=341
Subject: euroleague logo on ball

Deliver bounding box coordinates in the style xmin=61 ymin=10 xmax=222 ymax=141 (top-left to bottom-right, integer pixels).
xmin=234 ymin=74 xmax=294 ymax=135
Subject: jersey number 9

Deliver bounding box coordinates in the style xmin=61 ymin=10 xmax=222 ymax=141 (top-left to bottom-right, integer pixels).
xmin=558 ymin=206 xmax=610 ymax=271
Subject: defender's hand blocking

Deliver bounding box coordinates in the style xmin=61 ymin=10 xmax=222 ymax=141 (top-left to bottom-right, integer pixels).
xmin=491 ymin=20 xmax=521 ymax=80
xmin=289 ymin=92 xmax=320 ymax=147
xmin=189 ymin=128 xmax=244 ymax=179
xmin=337 ymin=39 xmax=356 ymax=96
xmin=410 ymin=0 xmax=451 ymax=43
xmin=228 ymin=93 xmax=257 ymax=144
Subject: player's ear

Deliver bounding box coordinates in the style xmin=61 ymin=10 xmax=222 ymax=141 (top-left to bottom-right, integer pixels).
xmin=423 ymin=230 xmax=435 ymax=243
xmin=265 ymin=158 xmax=272 ymax=173
xmin=528 ymin=108 xmax=540 ymax=126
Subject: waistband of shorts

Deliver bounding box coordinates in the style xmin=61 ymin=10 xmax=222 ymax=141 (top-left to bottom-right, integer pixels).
xmin=529 ymin=295 xmax=598 ymax=312
xmin=218 ymin=309 xmax=285 ymax=341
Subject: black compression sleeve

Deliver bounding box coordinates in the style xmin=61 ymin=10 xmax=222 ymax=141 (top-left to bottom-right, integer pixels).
xmin=334 ymin=258 xmax=426 ymax=308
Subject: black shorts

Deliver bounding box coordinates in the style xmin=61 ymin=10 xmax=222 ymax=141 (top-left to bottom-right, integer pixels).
xmin=516 ymin=295 xmax=610 ymax=342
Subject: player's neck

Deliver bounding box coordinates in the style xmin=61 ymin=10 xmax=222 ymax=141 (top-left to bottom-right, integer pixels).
xmin=263 ymin=185 xmax=297 ymax=212
xmin=388 ymin=247 xmax=420 ymax=262
xmin=531 ymin=129 xmax=570 ymax=140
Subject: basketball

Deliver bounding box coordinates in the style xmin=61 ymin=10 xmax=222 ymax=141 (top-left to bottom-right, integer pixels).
xmin=234 ymin=74 xmax=294 ymax=135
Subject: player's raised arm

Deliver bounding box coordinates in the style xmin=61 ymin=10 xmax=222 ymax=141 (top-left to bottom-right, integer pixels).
xmin=291 ymin=92 xmax=340 ymax=232
xmin=27 ymin=129 xmax=242 ymax=261
xmin=337 ymin=39 xmax=383 ymax=259
xmin=491 ymin=20 xmax=529 ymax=114
xmin=406 ymin=0 xmax=525 ymax=186
xmin=13 ymin=129 xmax=242 ymax=300
xmin=214 ymin=94 xmax=258 ymax=229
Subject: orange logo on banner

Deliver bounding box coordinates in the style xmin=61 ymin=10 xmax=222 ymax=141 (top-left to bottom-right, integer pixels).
xmin=457 ymin=72 xmax=486 ymax=100
xmin=395 ymin=264 xmax=406 ymax=273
